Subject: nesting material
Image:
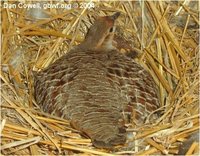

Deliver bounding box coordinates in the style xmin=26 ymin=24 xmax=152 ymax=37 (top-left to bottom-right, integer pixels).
xmin=1 ymin=1 xmax=199 ymax=155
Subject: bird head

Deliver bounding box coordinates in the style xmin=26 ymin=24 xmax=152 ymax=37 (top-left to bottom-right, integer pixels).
xmin=82 ymin=12 xmax=120 ymax=51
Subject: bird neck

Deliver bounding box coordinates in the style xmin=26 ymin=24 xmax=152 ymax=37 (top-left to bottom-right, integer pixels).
xmin=78 ymin=34 xmax=116 ymax=52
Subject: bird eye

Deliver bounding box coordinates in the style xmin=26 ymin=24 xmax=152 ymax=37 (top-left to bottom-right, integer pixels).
xmin=109 ymin=27 xmax=114 ymax=32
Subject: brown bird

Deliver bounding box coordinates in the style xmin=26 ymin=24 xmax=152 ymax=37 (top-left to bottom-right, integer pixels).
xmin=34 ymin=12 xmax=160 ymax=149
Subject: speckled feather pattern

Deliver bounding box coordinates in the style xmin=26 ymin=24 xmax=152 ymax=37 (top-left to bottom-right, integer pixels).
xmin=34 ymin=49 xmax=160 ymax=148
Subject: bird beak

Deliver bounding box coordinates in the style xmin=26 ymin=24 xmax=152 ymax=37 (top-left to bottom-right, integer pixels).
xmin=111 ymin=12 xmax=120 ymax=20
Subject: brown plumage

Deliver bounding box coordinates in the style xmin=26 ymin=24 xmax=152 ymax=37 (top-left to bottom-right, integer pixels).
xmin=34 ymin=12 xmax=160 ymax=149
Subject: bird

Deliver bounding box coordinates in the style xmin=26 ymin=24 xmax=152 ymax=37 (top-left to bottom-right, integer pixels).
xmin=34 ymin=12 xmax=160 ymax=149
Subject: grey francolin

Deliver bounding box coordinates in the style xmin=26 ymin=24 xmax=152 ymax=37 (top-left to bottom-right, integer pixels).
xmin=34 ymin=12 xmax=160 ymax=149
